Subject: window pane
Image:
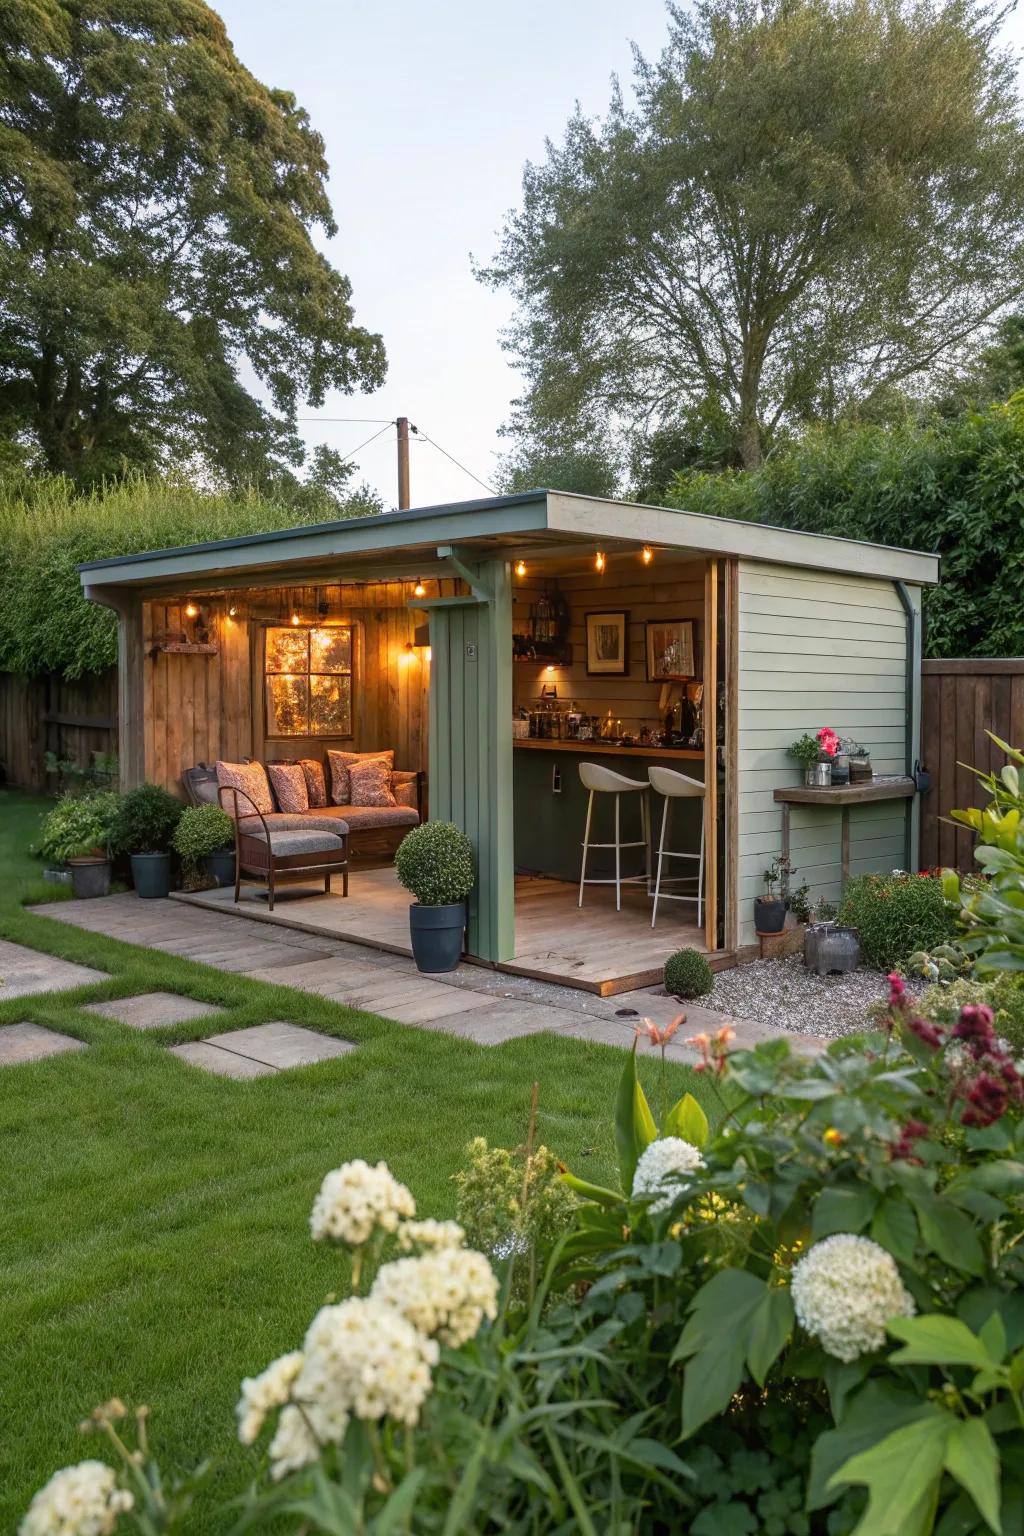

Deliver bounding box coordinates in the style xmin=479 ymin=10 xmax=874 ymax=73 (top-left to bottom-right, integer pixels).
xmin=266 ymin=674 xmax=309 ymax=735
xmin=266 ymin=627 xmax=309 ymax=675
xmin=311 ymin=626 xmax=351 ymax=673
xmin=310 ymin=673 xmax=352 ymax=736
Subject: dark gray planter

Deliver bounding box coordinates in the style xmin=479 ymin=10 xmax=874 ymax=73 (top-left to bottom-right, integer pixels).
xmin=68 ymin=856 xmax=110 ymax=899
xmin=131 ymin=851 xmax=172 ymax=899
xmin=754 ymin=896 xmax=787 ymax=935
xmin=811 ymin=925 xmax=861 ymax=976
xmin=204 ymin=849 xmax=236 ymax=887
xmin=409 ymin=902 xmax=466 ymax=973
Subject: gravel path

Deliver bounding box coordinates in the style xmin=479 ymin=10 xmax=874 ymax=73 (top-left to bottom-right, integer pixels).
xmin=709 ymin=955 xmax=925 ymax=1040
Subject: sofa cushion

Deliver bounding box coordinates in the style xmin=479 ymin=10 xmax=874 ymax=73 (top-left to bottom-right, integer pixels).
xmin=350 ymin=758 xmax=398 ymax=807
xmin=300 ymin=758 xmax=328 ymax=808
xmin=328 ymin=748 xmax=394 ymax=805
xmin=267 ymin=762 xmax=309 ymax=814
xmin=240 ymin=812 xmax=350 ymax=837
xmin=333 ymin=804 xmax=418 ymax=832
xmin=392 ymin=771 xmax=419 ymax=811
xmin=217 ymin=759 xmax=274 ymax=817
xmin=259 ymin=830 xmax=347 ymax=857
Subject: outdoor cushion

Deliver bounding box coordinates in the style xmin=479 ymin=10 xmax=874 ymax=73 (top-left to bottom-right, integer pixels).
xmin=217 ymin=759 xmax=274 ymax=817
xmin=300 ymin=758 xmax=328 ymax=807
xmin=239 ymin=812 xmax=349 ymax=837
xmin=349 ymin=758 xmax=398 ymax=807
xmin=329 ymin=804 xmax=418 ymax=831
xmin=328 ymin=748 xmax=394 ymax=805
xmin=393 ymin=771 xmax=419 ymax=811
xmin=267 ymin=762 xmax=309 ymax=814
xmin=257 ymin=830 xmax=347 ymax=857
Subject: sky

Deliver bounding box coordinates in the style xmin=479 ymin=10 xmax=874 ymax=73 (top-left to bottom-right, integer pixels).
xmin=214 ymin=0 xmax=672 ymax=509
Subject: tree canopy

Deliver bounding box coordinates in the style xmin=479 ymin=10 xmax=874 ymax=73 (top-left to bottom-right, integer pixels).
xmin=482 ymin=0 xmax=1024 ymax=472
xmin=0 ymin=0 xmax=385 ymax=485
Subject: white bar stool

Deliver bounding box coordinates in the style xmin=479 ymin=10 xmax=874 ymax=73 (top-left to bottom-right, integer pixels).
xmin=578 ymin=762 xmax=650 ymax=911
xmin=648 ymin=765 xmax=705 ymax=928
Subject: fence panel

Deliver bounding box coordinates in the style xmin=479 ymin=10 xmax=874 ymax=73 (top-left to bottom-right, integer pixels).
xmin=920 ymin=659 xmax=1024 ymax=870
xmin=0 ymin=670 xmax=117 ymax=792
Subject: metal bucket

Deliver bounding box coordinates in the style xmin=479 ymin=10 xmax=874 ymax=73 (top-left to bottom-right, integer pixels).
xmin=804 ymin=762 xmax=832 ymax=788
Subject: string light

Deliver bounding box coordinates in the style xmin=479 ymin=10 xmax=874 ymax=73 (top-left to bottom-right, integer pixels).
xmin=514 ymin=559 xmax=527 ymax=578
xmin=414 ymin=579 xmax=426 ymax=598
xmin=642 ymin=546 xmax=653 ymax=565
xmin=595 ymin=550 xmax=606 ymax=573
xmin=291 ymin=609 xmax=301 ymax=626
xmin=227 ymin=604 xmax=238 ymax=619
xmin=184 ymin=601 xmax=198 ymax=619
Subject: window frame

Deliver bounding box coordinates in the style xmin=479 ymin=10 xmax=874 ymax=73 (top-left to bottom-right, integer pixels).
xmin=262 ymin=622 xmax=355 ymax=741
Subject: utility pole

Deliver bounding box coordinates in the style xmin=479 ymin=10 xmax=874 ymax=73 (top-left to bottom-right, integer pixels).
xmin=396 ymin=417 xmax=410 ymax=509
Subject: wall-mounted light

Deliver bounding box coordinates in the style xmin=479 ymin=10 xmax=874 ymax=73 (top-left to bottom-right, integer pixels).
xmin=413 ymin=579 xmax=426 ymax=598
xmin=290 ymin=609 xmax=301 ymax=626
xmin=514 ymin=559 xmax=527 ymax=578
xmin=642 ymin=546 xmax=653 ymax=565
xmin=227 ymin=604 xmax=238 ymax=619
xmin=595 ymin=550 xmax=606 ymax=573
xmin=184 ymin=601 xmax=199 ymax=620
xmin=544 ymin=664 xmax=557 ymax=675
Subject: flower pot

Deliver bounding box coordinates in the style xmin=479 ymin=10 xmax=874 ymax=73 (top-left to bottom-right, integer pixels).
xmin=68 ymin=856 xmax=110 ymax=899
xmin=754 ymin=896 xmax=787 ymax=935
xmin=204 ymin=849 xmax=236 ymax=887
xmin=131 ymin=851 xmax=172 ymax=899
xmin=408 ymin=902 xmax=466 ymax=973
xmin=810 ymin=925 xmax=861 ymax=976
xmin=830 ymin=753 xmax=850 ymax=785
xmin=804 ymin=762 xmax=832 ymax=788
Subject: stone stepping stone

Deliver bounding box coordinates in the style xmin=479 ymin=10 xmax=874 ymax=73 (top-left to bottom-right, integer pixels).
xmin=169 ymin=1022 xmax=356 ymax=1078
xmin=84 ymin=991 xmax=225 ymax=1031
xmin=0 ymin=1021 xmax=86 ymax=1065
xmin=0 ymin=938 xmax=108 ymax=999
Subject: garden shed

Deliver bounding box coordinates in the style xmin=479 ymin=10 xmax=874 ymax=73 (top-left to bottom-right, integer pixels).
xmin=78 ymin=490 xmax=938 ymax=991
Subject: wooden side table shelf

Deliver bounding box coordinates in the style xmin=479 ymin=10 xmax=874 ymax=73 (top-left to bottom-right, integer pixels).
xmin=773 ymin=777 xmax=916 ymax=890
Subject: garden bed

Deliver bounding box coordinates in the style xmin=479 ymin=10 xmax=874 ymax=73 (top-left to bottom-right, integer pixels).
xmin=710 ymin=952 xmax=925 ymax=1039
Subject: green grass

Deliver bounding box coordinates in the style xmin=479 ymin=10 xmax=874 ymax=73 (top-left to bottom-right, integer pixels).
xmin=0 ymin=789 xmax=712 ymax=1530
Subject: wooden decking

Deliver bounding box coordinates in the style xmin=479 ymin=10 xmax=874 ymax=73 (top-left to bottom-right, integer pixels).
xmin=175 ymin=870 xmax=730 ymax=995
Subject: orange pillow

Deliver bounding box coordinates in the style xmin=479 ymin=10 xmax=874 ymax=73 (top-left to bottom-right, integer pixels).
xmin=300 ymin=758 xmax=327 ymax=808
xmin=327 ymin=749 xmax=394 ymax=805
xmin=349 ymin=758 xmax=397 ymax=807
xmin=267 ymin=763 xmax=309 ymax=814
xmin=216 ymin=760 xmax=273 ymax=817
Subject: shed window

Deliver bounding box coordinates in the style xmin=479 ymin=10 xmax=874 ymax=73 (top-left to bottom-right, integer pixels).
xmin=265 ymin=625 xmax=353 ymax=737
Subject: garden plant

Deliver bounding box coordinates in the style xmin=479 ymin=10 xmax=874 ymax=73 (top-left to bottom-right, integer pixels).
xmin=171 ymin=804 xmax=234 ymax=891
xmin=36 ymin=791 xmax=121 ymax=866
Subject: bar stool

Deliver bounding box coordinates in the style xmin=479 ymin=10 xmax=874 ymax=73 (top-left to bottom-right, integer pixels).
xmin=647 ymin=765 xmax=705 ymax=928
xmin=578 ymin=762 xmax=650 ymax=911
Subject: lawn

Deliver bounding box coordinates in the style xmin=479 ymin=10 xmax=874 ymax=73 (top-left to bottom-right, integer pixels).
xmin=0 ymin=788 xmax=711 ymax=1531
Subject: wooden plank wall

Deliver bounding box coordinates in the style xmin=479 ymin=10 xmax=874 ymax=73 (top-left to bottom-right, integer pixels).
xmin=143 ymin=579 xmax=451 ymax=795
xmin=0 ymin=669 xmax=117 ymax=791
xmin=920 ymin=658 xmax=1024 ymax=870
xmin=512 ymin=557 xmax=706 ymax=731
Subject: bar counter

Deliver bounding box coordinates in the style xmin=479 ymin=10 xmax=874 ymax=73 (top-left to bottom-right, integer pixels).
xmin=514 ymin=738 xmax=704 ymax=760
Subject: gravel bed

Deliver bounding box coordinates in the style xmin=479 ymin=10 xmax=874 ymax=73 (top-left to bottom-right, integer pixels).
xmin=709 ymin=954 xmax=926 ymax=1040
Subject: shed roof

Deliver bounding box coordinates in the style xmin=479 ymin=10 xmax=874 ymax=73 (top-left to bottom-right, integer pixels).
xmin=78 ymin=488 xmax=939 ymax=593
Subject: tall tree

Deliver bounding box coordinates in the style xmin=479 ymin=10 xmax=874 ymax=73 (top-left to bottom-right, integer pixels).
xmin=481 ymin=0 xmax=1024 ymax=470
xmin=0 ymin=1 xmax=386 ymax=484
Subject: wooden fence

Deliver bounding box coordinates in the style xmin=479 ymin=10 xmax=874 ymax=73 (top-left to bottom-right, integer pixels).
xmin=920 ymin=658 xmax=1024 ymax=870
xmin=0 ymin=670 xmax=118 ymax=792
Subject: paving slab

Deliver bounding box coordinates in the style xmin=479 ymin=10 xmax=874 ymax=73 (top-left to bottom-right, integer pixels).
xmin=169 ymin=1040 xmax=275 ymax=1079
xmin=84 ymin=991 xmax=226 ymax=1031
xmin=0 ymin=938 xmax=108 ymax=999
xmin=0 ymin=1021 xmax=87 ymax=1064
xmin=201 ymin=1021 xmax=356 ymax=1069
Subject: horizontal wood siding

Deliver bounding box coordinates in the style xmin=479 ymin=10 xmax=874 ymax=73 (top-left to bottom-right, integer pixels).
xmin=736 ymin=563 xmax=913 ymax=944
xmin=0 ymin=670 xmax=117 ymax=791
xmin=920 ymin=658 xmax=1024 ymax=870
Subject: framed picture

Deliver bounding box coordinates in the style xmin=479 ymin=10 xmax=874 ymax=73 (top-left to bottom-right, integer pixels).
xmin=585 ymin=611 xmax=629 ymax=676
xmin=645 ymin=619 xmax=695 ymax=681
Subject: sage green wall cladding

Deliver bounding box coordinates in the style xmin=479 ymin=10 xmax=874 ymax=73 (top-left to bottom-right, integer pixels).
xmin=426 ymin=561 xmax=514 ymax=963
xmin=736 ymin=562 xmax=920 ymax=947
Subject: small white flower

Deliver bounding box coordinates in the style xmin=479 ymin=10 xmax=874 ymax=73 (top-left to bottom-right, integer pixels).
xmin=371 ymin=1247 xmax=499 ymax=1347
xmin=20 ymin=1461 xmax=133 ymax=1536
xmin=310 ymin=1159 xmax=416 ymax=1247
xmin=791 ymin=1233 xmax=915 ymax=1362
xmin=397 ymin=1219 xmax=466 ymax=1252
xmin=631 ymin=1137 xmax=704 ymax=1214
xmin=268 ymin=1403 xmax=320 ymax=1482
xmin=236 ymin=1350 xmax=305 ymax=1446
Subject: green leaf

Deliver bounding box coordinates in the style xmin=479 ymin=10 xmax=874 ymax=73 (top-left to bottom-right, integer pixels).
xmin=944 ymin=1417 xmax=1002 ymax=1534
xmin=828 ymin=1412 xmax=951 ymax=1534
xmin=691 ymin=1505 xmax=759 ymax=1535
xmin=674 ymin=1269 xmax=793 ymax=1435
xmin=615 ymin=1041 xmax=656 ymax=1195
xmin=558 ymin=1169 xmax=622 ymax=1206
xmin=372 ymin=1470 xmax=428 ymax=1535
xmin=909 ymin=1191 xmax=985 ymax=1276
xmin=808 ymin=1382 xmax=938 ymax=1510
xmin=871 ymin=1194 xmax=920 ymax=1267
xmin=812 ymin=1184 xmax=880 ymax=1239
xmin=747 ymin=1286 xmax=795 ymax=1386
xmin=888 ymin=1315 xmax=997 ymax=1370
xmin=664 ymin=1091 xmax=709 ymax=1147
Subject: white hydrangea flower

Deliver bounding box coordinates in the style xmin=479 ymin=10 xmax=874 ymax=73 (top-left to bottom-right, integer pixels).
xmin=268 ymin=1404 xmax=320 ymax=1482
xmin=397 ymin=1219 xmax=466 ymax=1252
xmin=236 ymin=1350 xmax=305 ymax=1446
xmin=20 ymin=1461 xmax=133 ymax=1536
xmin=791 ymin=1233 xmax=915 ymax=1362
xmin=310 ymin=1160 xmax=416 ymax=1247
xmin=371 ymin=1247 xmax=499 ymax=1348
xmin=631 ymin=1137 xmax=704 ymax=1214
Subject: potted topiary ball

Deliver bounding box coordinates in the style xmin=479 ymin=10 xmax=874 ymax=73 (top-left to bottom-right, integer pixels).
xmin=111 ymin=783 xmax=184 ymax=899
xmin=394 ymin=820 xmax=474 ymax=973
xmin=171 ymin=803 xmax=235 ymax=891
xmin=664 ymin=947 xmax=714 ymax=1000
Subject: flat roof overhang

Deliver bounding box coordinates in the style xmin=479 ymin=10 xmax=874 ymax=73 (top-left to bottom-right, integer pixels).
xmin=78 ymin=489 xmax=940 ymax=599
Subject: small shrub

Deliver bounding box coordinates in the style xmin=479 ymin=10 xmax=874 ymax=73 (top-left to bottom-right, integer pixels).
xmin=110 ymin=783 xmax=183 ymax=855
xmin=664 ymin=947 xmax=714 ymax=998
xmin=921 ymin=974 xmax=1024 ymax=1054
xmin=36 ymin=791 xmax=120 ymax=863
xmin=837 ymin=870 xmax=956 ymax=970
xmin=171 ymin=804 xmax=234 ymax=888
xmin=395 ymin=820 xmax=474 ymax=905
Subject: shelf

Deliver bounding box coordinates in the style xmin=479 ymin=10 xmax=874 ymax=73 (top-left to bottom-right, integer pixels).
xmin=773 ymin=776 xmax=915 ymax=807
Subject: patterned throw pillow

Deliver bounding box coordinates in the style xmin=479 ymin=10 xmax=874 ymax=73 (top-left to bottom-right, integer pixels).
xmin=267 ymin=762 xmax=309 ymax=814
xmin=216 ymin=760 xmax=274 ymax=817
xmin=327 ymin=749 xmax=394 ymax=805
xmin=349 ymin=758 xmax=397 ymax=808
xmin=300 ymin=758 xmax=327 ymax=808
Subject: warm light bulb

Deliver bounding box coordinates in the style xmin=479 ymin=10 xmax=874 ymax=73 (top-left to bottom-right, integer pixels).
xmin=514 ymin=559 xmax=527 ymax=578
xmin=425 ymin=647 xmax=432 ymax=662
xmin=414 ymin=579 xmax=426 ymax=598
xmin=290 ymin=611 xmax=300 ymax=626
xmin=544 ymin=664 xmax=556 ymax=675
xmin=184 ymin=601 xmax=198 ymax=619
xmin=595 ymin=550 xmax=605 ymax=573
xmin=227 ymin=604 xmax=237 ymax=619
xmin=642 ymin=546 xmax=653 ymax=565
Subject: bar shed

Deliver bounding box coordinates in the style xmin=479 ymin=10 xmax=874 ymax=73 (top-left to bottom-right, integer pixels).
xmin=79 ymin=491 xmax=938 ymax=993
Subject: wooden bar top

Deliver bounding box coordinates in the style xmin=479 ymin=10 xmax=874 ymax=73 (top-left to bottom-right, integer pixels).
xmin=514 ymin=738 xmax=705 ymax=761
xmin=773 ymin=776 xmax=916 ymax=806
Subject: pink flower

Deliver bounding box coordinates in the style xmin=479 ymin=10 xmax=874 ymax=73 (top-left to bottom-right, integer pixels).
xmin=637 ymin=1014 xmax=685 ymax=1048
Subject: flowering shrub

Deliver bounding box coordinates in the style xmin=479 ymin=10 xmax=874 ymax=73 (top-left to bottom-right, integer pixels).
xmin=838 ymin=870 xmax=958 ymax=969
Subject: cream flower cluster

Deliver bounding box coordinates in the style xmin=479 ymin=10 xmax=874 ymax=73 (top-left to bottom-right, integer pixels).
xmin=631 ymin=1136 xmax=705 ymax=1213
xmin=791 ymin=1234 xmax=915 ymax=1362
xmin=397 ymin=1218 xmax=466 ymax=1252
xmin=20 ymin=1461 xmax=133 ymax=1536
xmin=310 ymin=1159 xmax=416 ymax=1247
xmin=236 ymin=1350 xmax=305 ymax=1446
xmin=371 ymin=1246 xmax=500 ymax=1348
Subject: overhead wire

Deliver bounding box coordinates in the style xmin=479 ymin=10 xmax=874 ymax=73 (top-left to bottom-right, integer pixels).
xmin=411 ymin=426 xmax=497 ymax=495
xmin=293 ymin=414 xmax=499 ymax=496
